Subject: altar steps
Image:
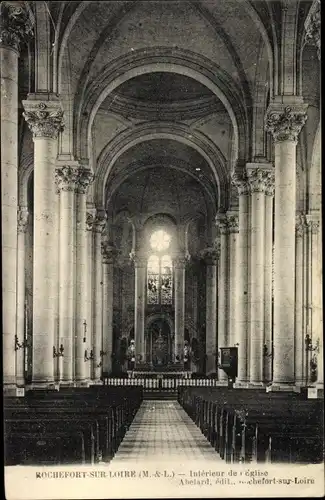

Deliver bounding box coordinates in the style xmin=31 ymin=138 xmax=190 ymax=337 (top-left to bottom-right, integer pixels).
xmin=143 ymin=391 xmax=177 ymax=400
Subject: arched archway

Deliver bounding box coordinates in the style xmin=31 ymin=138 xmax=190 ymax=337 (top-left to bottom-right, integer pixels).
xmin=74 ymin=48 xmax=249 ymax=167
xmin=145 ymin=314 xmax=174 ymax=368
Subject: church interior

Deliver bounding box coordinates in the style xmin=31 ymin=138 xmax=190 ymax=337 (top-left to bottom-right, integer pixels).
xmin=2 ymin=0 xmax=323 ymax=470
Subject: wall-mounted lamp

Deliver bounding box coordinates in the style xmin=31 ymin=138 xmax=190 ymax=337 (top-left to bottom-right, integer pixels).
xmin=263 ymin=344 xmax=273 ymax=358
xmin=305 ymin=334 xmax=319 ymax=353
xmin=84 ymin=349 xmax=94 ymax=362
xmin=97 ymin=350 xmax=107 ymax=367
xmin=53 ymin=344 xmax=64 ymax=358
xmin=83 ymin=320 xmax=87 ymax=343
xmin=15 ymin=335 xmax=29 ymax=351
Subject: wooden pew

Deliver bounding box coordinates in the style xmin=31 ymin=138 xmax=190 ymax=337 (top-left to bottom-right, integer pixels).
xmin=177 ymin=387 xmax=323 ymax=464
xmin=4 ymin=386 xmax=143 ymax=465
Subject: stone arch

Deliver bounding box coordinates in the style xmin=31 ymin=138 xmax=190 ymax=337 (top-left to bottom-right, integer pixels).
xmin=252 ymin=39 xmax=271 ymax=161
xmin=146 ymin=313 xmax=174 ymax=337
xmin=95 ymin=122 xmax=228 ymax=211
xmin=308 ymin=123 xmax=321 ymax=212
xmin=105 ymin=158 xmax=217 ymax=211
xmin=18 ymin=153 xmax=34 ymax=207
xmin=75 ymin=48 xmax=249 ymax=166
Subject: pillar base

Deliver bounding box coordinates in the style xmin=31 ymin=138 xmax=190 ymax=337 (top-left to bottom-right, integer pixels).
xmin=59 ymin=380 xmax=75 ymax=387
xmin=214 ymin=380 xmax=229 ymax=387
xmin=266 ymin=384 xmax=301 ymax=393
xmin=233 ymin=381 xmax=251 ymax=389
xmin=89 ymin=379 xmax=103 ymax=386
xmin=307 ymin=385 xmax=324 ymax=399
xmin=3 ymin=385 xmax=25 ymax=397
xmin=75 ymin=379 xmax=91 ymax=388
xmin=29 ymin=382 xmax=58 ymax=391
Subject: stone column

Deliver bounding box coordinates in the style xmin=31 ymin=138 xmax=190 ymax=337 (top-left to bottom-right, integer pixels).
xmin=86 ymin=208 xmax=96 ymax=381
xmin=225 ymin=212 xmax=239 ymax=348
xmin=92 ymin=211 xmax=107 ymax=382
xmin=246 ymin=164 xmax=273 ymax=385
xmin=264 ymin=175 xmax=275 ymax=383
xmin=202 ymin=248 xmax=218 ymax=375
xmin=16 ymin=207 xmax=29 ymax=386
xmin=265 ymin=102 xmax=307 ymax=389
xmin=134 ymin=256 xmax=147 ymax=364
xmin=295 ymin=215 xmax=305 ymax=385
xmin=23 ymin=97 xmax=64 ymax=386
xmin=1 ymin=3 xmax=33 ymax=389
xmin=306 ymin=216 xmax=322 ymax=390
xmin=174 ymin=255 xmax=186 ymax=361
xmin=101 ymin=242 xmax=117 ymax=375
xmin=55 ymin=165 xmax=78 ymax=384
xmin=216 ymin=216 xmax=228 ymax=382
xmin=74 ymin=169 xmax=94 ymax=386
xmin=232 ymin=176 xmax=250 ymax=385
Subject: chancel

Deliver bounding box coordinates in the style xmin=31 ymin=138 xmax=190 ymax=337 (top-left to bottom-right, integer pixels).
xmin=1 ymin=0 xmax=323 ymax=473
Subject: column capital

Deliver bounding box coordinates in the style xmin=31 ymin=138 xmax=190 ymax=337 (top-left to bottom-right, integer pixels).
xmin=200 ymin=247 xmax=219 ymax=265
xmin=231 ymin=173 xmax=250 ymax=196
xmin=55 ymin=165 xmax=79 ymax=193
xmin=101 ymin=241 xmax=118 ymax=265
xmin=75 ymin=168 xmax=94 ymax=195
xmin=265 ymin=103 xmax=308 ymax=143
xmin=132 ymin=255 xmax=147 ymax=268
xmin=305 ymin=214 xmax=320 ymax=234
xmin=295 ymin=215 xmax=306 ymax=238
xmin=225 ymin=212 xmax=239 ymax=233
xmin=86 ymin=208 xmax=97 ymax=231
xmin=0 ymin=1 xmax=34 ymax=53
xmin=304 ymin=0 xmax=320 ymax=60
xmin=17 ymin=206 xmax=29 ymax=233
xmin=246 ymin=164 xmax=274 ymax=194
xmin=22 ymin=99 xmax=64 ymax=140
xmin=93 ymin=210 xmax=107 ymax=233
xmin=174 ymin=255 xmax=187 ymax=269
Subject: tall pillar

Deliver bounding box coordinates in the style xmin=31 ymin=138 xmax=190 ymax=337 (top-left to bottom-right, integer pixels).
xmin=295 ymin=215 xmax=305 ymax=385
xmin=134 ymin=256 xmax=147 ymax=364
xmin=265 ymin=102 xmax=307 ymax=389
xmin=101 ymin=242 xmax=117 ymax=375
xmin=174 ymin=255 xmax=186 ymax=362
xmin=55 ymin=165 xmax=78 ymax=384
xmin=23 ymin=97 xmax=64 ymax=386
xmin=232 ymin=176 xmax=250 ymax=384
xmin=216 ymin=216 xmax=228 ymax=382
xmin=264 ymin=175 xmax=275 ymax=383
xmin=92 ymin=211 xmax=107 ymax=382
xmin=74 ymin=168 xmax=93 ymax=386
xmin=202 ymin=248 xmax=218 ymax=375
xmin=246 ymin=164 xmax=273 ymax=385
xmin=16 ymin=207 xmax=29 ymax=386
xmin=306 ymin=216 xmax=323 ymax=391
xmin=86 ymin=208 xmax=96 ymax=381
xmin=225 ymin=212 xmax=239 ymax=348
xmin=1 ymin=3 xmax=33 ymax=389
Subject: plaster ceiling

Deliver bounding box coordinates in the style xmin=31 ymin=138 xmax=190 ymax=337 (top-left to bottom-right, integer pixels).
xmin=109 ymin=166 xmax=209 ymax=221
xmin=114 ymin=73 xmax=213 ymax=103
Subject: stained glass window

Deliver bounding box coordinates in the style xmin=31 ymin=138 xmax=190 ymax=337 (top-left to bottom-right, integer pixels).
xmin=147 ymin=231 xmax=173 ymax=305
xmin=147 ymin=255 xmax=159 ymax=304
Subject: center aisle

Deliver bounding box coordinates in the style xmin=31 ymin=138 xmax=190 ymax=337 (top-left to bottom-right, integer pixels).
xmin=110 ymin=400 xmax=222 ymax=463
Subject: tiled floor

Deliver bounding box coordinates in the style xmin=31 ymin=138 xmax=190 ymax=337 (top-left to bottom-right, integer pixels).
xmin=110 ymin=400 xmax=222 ymax=463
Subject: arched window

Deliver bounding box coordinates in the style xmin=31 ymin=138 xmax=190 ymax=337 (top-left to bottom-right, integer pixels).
xmin=147 ymin=230 xmax=173 ymax=305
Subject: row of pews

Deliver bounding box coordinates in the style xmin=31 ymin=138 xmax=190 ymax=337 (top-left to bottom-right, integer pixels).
xmin=178 ymin=387 xmax=324 ymax=464
xmin=4 ymin=386 xmax=143 ymax=466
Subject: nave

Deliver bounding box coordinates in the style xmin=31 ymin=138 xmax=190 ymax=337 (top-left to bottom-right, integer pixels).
xmin=109 ymin=400 xmax=221 ymax=464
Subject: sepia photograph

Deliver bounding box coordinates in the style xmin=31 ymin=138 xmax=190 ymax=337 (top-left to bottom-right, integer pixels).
xmin=1 ymin=0 xmax=324 ymax=498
